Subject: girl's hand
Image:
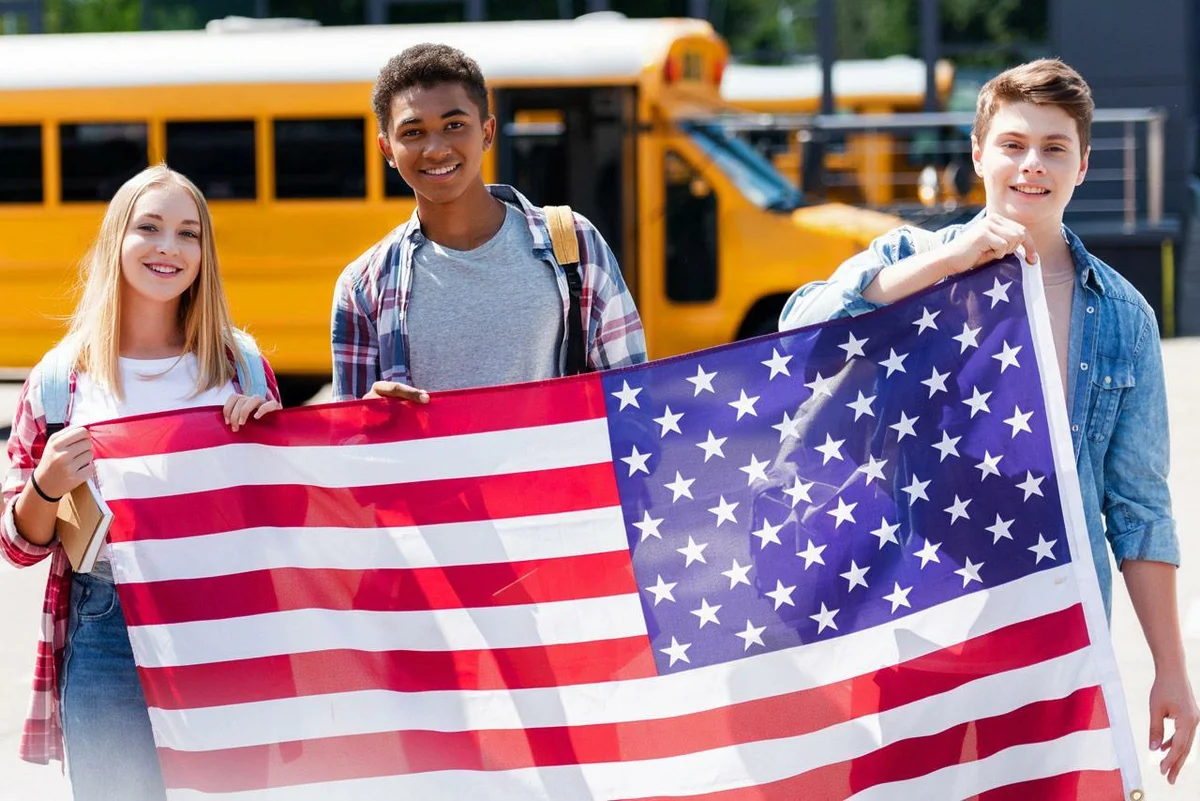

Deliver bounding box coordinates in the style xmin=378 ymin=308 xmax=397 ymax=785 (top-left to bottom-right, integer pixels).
xmin=32 ymin=426 xmax=94 ymax=500
xmin=1149 ymin=667 xmax=1198 ymax=784
xmin=222 ymin=394 xmax=282 ymax=432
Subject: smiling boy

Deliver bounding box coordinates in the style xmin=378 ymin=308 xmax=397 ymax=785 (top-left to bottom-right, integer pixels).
xmin=780 ymin=59 xmax=1197 ymax=784
xmin=331 ymin=43 xmax=645 ymax=401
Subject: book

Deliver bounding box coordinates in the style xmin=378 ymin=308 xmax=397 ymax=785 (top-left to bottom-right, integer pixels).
xmin=55 ymin=479 xmax=113 ymax=574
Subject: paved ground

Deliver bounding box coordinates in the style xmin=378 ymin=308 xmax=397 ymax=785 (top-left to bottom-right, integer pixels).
xmin=0 ymin=345 xmax=1196 ymax=799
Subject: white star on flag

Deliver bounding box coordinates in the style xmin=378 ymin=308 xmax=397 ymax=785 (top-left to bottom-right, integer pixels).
xmin=889 ymin=411 xmax=919 ymax=441
xmin=846 ymin=390 xmax=877 ymax=420
xmin=983 ymin=277 xmax=1013 ymax=307
xmin=932 ymin=430 xmax=961 ymax=461
xmin=735 ymin=620 xmax=766 ymax=651
xmin=986 ymin=514 xmax=1015 ymax=543
xmin=963 ymin=386 xmax=992 ymax=417
xmin=612 ymin=380 xmax=642 ymax=410
xmin=632 ymin=511 xmax=664 ymax=541
xmin=695 ymin=430 xmax=727 ymax=461
xmin=804 ymin=372 xmax=835 ymax=397
xmin=975 ymin=451 xmax=1003 ymax=480
xmin=993 ymin=341 xmax=1022 ymax=372
xmin=653 ymin=406 xmax=684 ymax=437
xmin=1004 ymin=406 xmax=1034 ymax=437
xmin=1028 ymin=534 xmax=1058 ymax=564
xmin=883 ymin=582 xmax=913 ymax=612
xmin=677 ymin=536 xmax=708 ymax=567
xmin=707 ymin=496 xmax=739 ymax=526
xmin=857 ymin=456 xmax=888 ymax=485
xmin=914 ymin=538 xmax=942 ymax=568
xmin=955 ymin=557 xmax=985 ymax=587
xmin=902 ymin=474 xmax=931 ymax=504
xmin=728 ymin=389 xmax=760 ymax=420
xmin=921 ymin=366 xmax=950 ymax=398
xmin=660 ymin=636 xmax=691 ymax=666
xmin=839 ymin=332 xmax=868 ymax=361
xmin=1016 ymin=471 xmax=1046 ymax=500
xmin=722 ymin=559 xmax=753 ymax=589
xmin=953 ymin=323 xmax=981 ymax=353
xmin=913 ymin=307 xmax=940 ymax=334
xmin=944 ymin=495 xmax=972 ymax=524
xmin=878 ymin=348 xmax=908 ymax=376
xmin=772 ymin=410 xmax=802 ymax=442
xmin=761 ymin=348 xmax=793 ymax=379
xmin=840 ymin=560 xmax=871 ymax=591
xmin=827 ymin=497 xmax=857 ymax=528
xmin=620 ymin=445 xmax=651 ymax=476
xmin=751 ymin=518 xmax=784 ymax=549
xmin=739 ymin=454 xmax=770 ymax=485
xmin=783 ymin=477 xmax=814 ymax=507
xmin=765 ymin=579 xmax=797 ymax=610
xmin=814 ymin=433 xmax=845 ymax=464
xmin=664 ymin=471 xmax=695 ymax=501
xmin=797 ymin=539 xmax=827 ymax=568
xmin=685 ymin=365 xmax=716 ymax=395
xmin=870 ymin=518 xmax=901 ymax=548
xmin=690 ymin=598 xmax=722 ymax=628
xmin=810 ymin=603 xmax=839 ymax=634
xmin=645 ymin=575 xmax=677 ymax=605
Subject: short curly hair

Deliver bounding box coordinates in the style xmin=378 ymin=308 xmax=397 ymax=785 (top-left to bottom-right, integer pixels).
xmin=372 ymin=43 xmax=490 ymax=134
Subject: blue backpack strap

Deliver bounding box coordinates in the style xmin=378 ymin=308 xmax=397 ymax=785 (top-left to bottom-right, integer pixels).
xmin=231 ymin=329 xmax=269 ymax=398
xmin=39 ymin=337 xmax=80 ymax=437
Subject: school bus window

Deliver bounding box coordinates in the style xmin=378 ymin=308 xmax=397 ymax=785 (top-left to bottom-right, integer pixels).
xmin=0 ymin=125 xmax=43 ymax=203
xmin=60 ymin=123 xmax=148 ymax=203
xmin=166 ymin=121 xmax=255 ymax=200
xmin=683 ymin=122 xmax=802 ymax=211
xmin=384 ymin=159 xmax=416 ymax=198
xmin=665 ymin=150 xmax=718 ymax=303
xmin=274 ymin=118 xmax=366 ymax=200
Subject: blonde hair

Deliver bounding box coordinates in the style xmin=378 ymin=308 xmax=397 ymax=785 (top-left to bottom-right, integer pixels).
xmin=974 ymin=58 xmax=1094 ymax=153
xmin=66 ymin=164 xmax=247 ymax=399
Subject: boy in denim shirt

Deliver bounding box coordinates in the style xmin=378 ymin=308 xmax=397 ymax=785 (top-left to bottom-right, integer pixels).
xmin=780 ymin=58 xmax=1196 ymax=784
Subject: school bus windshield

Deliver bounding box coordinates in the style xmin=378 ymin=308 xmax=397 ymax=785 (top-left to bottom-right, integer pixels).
xmin=682 ymin=121 xmax=804 ymax=212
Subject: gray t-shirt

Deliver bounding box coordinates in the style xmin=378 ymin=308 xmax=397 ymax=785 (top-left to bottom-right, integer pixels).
xmin=407 ymin=203 xmax=564 ymax=391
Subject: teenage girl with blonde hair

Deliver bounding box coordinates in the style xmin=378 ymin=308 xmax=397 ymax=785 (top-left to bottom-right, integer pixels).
xmin=1 ymin=164 xmax=281 ymax=799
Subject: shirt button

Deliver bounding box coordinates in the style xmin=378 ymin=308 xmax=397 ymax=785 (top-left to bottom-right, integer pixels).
xmin=1086 ymin=306 xmax=1095 ymax=314
xmin=1071 ymin=424 xmax=1079 ymax=432
xmin=1104 ymin=376 xmax=1112 ymax=384
xmin=1080 ymin=362 xmax=1089 ymax=371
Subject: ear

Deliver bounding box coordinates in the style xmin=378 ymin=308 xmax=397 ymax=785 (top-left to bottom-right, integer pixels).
xmin=482 ymin=115 xmax=497 ymax=151
xmin=377 ymin=132 xmax=395 ymax=168
xmin=971 ymin=134 xmax=984 ymax=177
xmin=1076 ymin=144 xmax=1090 ymax=186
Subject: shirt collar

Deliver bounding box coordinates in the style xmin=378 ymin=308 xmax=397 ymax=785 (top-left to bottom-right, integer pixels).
xmin=968 ymin=209 xmax=1106 ymax=295
xmin=400 ymin=184 xmax=554 ymax=254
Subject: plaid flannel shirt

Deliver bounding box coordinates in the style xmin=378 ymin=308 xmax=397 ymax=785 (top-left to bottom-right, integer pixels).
xmin=1 ymin=355 xmax=278 ymax=764
xmin=331 ymin=184 xmax=647 ymax=400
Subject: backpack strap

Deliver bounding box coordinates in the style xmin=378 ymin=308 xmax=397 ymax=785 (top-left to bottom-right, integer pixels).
xmin=231 ymin=329 xmax=269 ymax=398
xmin=39 ymin=336 xmax=80 ymax=437
xmin=545 ymin=205 xmax=587 ymax=377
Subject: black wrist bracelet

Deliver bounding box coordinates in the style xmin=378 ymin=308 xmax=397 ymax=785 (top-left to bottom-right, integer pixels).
xmin=30 ymin=474 xmax=62 ymax=504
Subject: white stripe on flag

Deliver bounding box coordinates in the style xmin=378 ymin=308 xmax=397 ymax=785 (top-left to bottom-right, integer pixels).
xmin=110 ymin=507 xmax=629 ymax=583
xmin=148 ymin=566 xmax=1082 ymax=750
xmin=96 ymin=418 xmax=613 ymax=500
xmin=129 ymin=593 xmax=646 ymax=668
xmin=160 ymin=652 xmax=1105 ymax=800
xmin=846 ymin=729 xmax=1119 ymax=800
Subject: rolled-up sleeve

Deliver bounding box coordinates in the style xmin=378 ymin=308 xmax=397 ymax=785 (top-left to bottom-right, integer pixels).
xmin=2 ymin=375 xmax=56 ymax=568
xmin=1103 ymin=312 xmax=1180 ymax=567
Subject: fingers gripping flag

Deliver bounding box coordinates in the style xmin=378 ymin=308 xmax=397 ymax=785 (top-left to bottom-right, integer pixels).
xmin=88 ymin=257 xmax=1142 ymax=800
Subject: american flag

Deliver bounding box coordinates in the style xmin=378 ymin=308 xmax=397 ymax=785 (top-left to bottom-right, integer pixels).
xmin=89 ymin=257 xmax=1140 ymax=799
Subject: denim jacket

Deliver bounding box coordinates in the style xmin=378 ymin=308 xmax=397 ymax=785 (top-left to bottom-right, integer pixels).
xmin=779 ymin=221 xmax=1179 ymax=617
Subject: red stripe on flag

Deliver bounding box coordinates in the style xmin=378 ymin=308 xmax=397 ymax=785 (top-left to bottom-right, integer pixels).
xmin=969 ymin=769 xmax=1125 ymax=799
xmin=105 ymin=463 xmax=619 ymax=542
xmin=119 ymin=549 xmax=638 ymax=626
xmin=139 ymin=637 xmax=659 ymax=711
xmin=621 ymin=686 xmax=1111 ymax=801
xmin=151 ymin=606 xmax=1091 ymax=791
xmin=89 ymin=374 xmax=606 ymax=457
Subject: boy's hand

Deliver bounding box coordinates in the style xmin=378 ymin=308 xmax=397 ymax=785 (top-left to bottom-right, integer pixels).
xmin=1149 ymin=666 xmax=1198 ymax=784
xmin=364 ymin=381 xmax=429 ymax=404
xmin=223 ymin=394 xmax=282 ymax=432
xmin=946 ymin=214 xmax=1039 ymax=275
xmin=32 ymin=426 xmax=94 ymax=499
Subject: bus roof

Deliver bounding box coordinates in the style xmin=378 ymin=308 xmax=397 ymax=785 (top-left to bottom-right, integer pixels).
xmin=722 ymin=57 xmax=950 ymax=104
xmin=0 ymin=15 xmax=717 ymax=91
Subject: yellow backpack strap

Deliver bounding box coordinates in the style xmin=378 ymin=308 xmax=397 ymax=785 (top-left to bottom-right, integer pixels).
xmin=543 ymin=205 xmax=588 ymax=376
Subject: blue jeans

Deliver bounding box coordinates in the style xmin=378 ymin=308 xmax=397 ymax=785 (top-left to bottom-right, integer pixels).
xmin=60 ymin=570 xmax=166 ymax=801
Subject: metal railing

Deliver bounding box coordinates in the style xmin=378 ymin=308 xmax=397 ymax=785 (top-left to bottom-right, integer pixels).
xmin=713 ymin=108 xmax=1167 ymax=230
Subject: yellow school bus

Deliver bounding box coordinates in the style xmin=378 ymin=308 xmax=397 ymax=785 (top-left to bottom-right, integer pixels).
xmin=722 ymin=57 xmax=980 ymax=209
xmin=0 ymin=16 xmax=900 ymax=399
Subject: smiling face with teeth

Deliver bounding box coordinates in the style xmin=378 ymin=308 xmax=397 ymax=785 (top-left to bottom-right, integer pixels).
xmin=972 ymin=100 xmax=1090 ymax=241
xmin=119 ymin=183 xmax=203 ymax=311
xmin=378 ymin=81 xmax=496 ymax=209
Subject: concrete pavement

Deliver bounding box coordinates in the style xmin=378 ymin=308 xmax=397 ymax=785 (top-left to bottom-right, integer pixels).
xmin=0 ymin=341 xmax=1197 ymax=799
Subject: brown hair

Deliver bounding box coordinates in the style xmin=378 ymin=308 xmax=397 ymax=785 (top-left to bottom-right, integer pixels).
xmin=371 ymin=43 xmax=489 ymax=134
xmin=973 ymin=58 xmax=1094 ymax=153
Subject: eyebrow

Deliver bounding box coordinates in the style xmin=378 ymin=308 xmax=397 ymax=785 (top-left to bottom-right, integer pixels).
xmin=140 ymin=213 xmax=201 ymax=226
xmin=996 ymin=130 xmax=1074 ymax=142
xmin=397 ymin=108 xmax=471 ymax=127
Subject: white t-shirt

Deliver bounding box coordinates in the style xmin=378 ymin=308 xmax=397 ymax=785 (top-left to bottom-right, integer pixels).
xmin=71 ymin=353 xmax=236 ymax=566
